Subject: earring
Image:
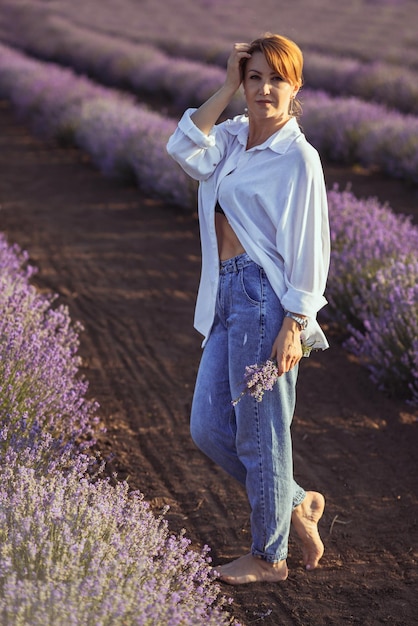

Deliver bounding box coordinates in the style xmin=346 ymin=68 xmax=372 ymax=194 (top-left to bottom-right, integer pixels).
xmin=244 ymin=107 xmax=248 ymax=117
xmin=289 ymin=98 xmax=294 ymax=116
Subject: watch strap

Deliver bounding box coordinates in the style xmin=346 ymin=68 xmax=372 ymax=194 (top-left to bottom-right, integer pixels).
xmin=285 ymin=311 xmax=308 ymax=331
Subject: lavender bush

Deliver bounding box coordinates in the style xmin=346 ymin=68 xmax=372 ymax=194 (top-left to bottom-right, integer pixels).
xmin=75 ymin=98 xmax=194 ymax=203
xmin=0 ymin=44 xmax=193 ymax=206
xmin=0 ymin=461 xmax=234 ymax=625
xmin=0 ymin=11 xmax=238 ymax=115
xmin=303 ymin=52 xmax=418 ymax=115
xmin=2 ymin=0 xmax=418 ymax=72
xmin=327 ymin=189 xmax=418 ymax=402
xmin=162 ymin=44 xmax=418 ymax=116
xmin=327 ymin=189 xmax=418 ymax=320
xmin=0 ymin=234 xmax=237 ymax=624
xmin=0 ymin=46 xmax=417 ymax=403
xmin=3 ymin=9 xmax=418 ymax=118
xmin=345 ymin=259 xmax=418 ymax=402
xmin=2 ymin=42 xmax=418 ymax=186
xmin=0 ymin=234 xmax=99 ymax=456
xmin=301 ymin=89 xmax=418 ymax=183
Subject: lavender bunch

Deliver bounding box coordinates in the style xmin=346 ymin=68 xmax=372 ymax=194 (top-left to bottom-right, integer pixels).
xmin=232 ymin=339 xmax=317 ymax=406
xmin=232 ymin=360 xmax=279 ymax=406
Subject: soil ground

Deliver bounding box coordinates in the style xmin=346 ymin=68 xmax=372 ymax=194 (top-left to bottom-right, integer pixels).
xmin=0 ymin=100 xmax=417 ymax=625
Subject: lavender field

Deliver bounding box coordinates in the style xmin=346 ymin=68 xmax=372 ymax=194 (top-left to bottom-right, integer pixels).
xmin=0 ymin=0 xmax=417 ymax=624
xmin=2 ymin=0 xmax=418 ymax=68
xmin=0 ymin=38 xmax=417 ymax=403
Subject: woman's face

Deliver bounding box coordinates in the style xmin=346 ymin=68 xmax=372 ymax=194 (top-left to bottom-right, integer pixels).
xmin=243 ymin=51 xmax=299 ymax=122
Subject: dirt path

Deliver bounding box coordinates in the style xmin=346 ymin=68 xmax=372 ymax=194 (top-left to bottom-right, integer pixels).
xmin=1 ymin=100 xmax=417 ymax=625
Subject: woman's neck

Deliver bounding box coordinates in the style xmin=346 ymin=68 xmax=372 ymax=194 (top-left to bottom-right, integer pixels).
xmin=246 ymin=115 xmax=291 ymax=150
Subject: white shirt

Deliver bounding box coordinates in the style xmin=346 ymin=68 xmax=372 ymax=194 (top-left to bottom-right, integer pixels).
xmin=166 ymin=109 xmax=330 ymax=350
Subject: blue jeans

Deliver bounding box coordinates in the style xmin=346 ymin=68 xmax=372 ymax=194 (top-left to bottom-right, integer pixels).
xmin=191 ymin=253 xmax=306 ymax=562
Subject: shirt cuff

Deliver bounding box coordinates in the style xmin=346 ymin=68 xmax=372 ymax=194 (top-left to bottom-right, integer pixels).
xmin=281 ymin=289 xmax=328 ymax=319
xmin=178 ymin=108 xmax=217 ymax=149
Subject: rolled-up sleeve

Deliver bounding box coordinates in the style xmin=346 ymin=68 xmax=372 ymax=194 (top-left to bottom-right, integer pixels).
xmin=166 ymin=108 xmax=226 ymax=181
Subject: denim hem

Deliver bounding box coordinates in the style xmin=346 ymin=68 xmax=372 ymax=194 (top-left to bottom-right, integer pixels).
xmin=292 ymin=488 xmax=307 ymax=509
xmin=252 ymin=547 xmax=288 ymax=563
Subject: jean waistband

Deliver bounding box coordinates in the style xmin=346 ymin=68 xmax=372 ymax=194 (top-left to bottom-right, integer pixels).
xmin=219 ymin=252 xmax=255 ymax=274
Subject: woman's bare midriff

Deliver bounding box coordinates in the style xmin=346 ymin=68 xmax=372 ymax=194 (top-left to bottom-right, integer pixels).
xmin=215 ymin=213 xmax=246 ymax=261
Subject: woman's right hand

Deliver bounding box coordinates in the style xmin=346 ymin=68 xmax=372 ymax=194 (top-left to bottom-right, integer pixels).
xmin=190 ymin=43 xmax=251 ymax=135
xmin=224 ymin=43 xmax=252 ymax=93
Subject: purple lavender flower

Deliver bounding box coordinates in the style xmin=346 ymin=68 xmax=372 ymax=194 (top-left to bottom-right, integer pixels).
xmin=0 ymin=234 xmax=101 ymax=463
xmin=2 ymin=39 xmax=418 ymax=193
xmin=326 ymin=188 xmax=418 ymax=404
xmin=232 ymin=359 xmax=279 ymax=406
xmin=2 ymin=8 xmax=418 ymax=117
xmin=0 ymin=231 xmax=240 ymax=625
xmin=0 ymin=44 xmax=194 ymax=207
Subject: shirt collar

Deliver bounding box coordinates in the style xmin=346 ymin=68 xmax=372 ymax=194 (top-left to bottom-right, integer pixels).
xmin=225 ymin=115 xmax=301 ymax=154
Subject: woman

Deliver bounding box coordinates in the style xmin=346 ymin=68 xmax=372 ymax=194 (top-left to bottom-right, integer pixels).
xmin=167 ymin=33 xmax=330 ymax=585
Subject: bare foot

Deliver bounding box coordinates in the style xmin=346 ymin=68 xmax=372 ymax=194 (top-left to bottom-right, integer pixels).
xmin=215 ymin=553 xmax=288 ymax=585
xmin=292 ymin=491 xmax=325 ymax=570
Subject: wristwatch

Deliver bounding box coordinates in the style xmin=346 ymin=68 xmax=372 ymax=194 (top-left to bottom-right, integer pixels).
xmin=285 ymin=311 xmax=308 ymax=331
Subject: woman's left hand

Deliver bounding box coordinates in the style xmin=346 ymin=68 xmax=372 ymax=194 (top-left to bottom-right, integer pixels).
xmin=270 ymin=317 xmax=303 ymax=376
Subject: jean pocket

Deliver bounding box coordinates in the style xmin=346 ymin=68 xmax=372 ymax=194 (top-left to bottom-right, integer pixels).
xmin=239 ymin=264 xmax=264 ymax=305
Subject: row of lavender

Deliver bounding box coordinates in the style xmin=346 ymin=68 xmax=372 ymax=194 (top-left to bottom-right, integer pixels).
xmin=0 ymin=43 xmax=417 ymax=404
xmin=0 ymin=44 xmax=192 ymax=207
xmin=0 ymin=235 xmax=237 ymax=623
xmin=162 ymin=42 xmax=418 ymax=117
xmin=1 ymin=24 xmax=418 ymax=185
xmin=326 ymin=189 xmax=418 ymax=403
xmin=3 ymin=7 xmax=418 ymax=116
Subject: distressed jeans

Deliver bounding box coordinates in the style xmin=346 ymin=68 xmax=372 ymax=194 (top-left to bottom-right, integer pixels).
xmin=190 ymin=253 xmax=306 ymax=562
